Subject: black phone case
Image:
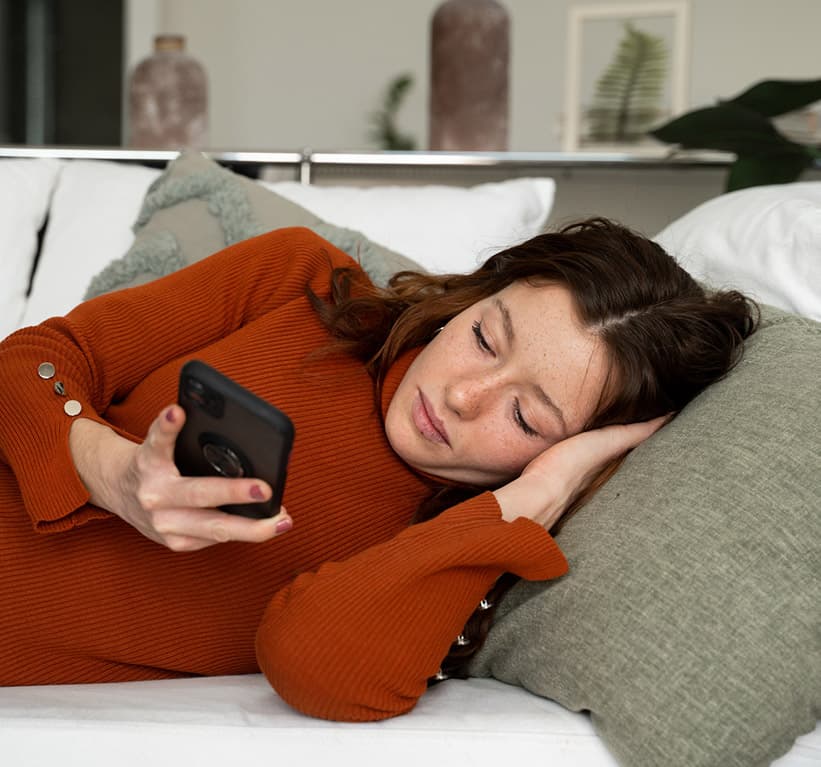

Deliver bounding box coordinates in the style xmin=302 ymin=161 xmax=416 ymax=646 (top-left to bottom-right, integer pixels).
xmin=174 ymin=360 xmax=294 ymax=519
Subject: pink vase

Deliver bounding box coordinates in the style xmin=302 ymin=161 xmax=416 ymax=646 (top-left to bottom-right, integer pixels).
xmin=429 ymin=0 xmax=510 ymax=151
xmin=128 ymin=35 xmax=208 ymax=149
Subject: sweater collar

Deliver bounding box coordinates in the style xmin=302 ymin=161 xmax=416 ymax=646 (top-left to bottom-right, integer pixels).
xmin=380 ymin=346 xmax=423 ymax=421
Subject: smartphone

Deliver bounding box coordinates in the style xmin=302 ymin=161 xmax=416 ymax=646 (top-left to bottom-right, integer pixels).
xmin=174 ymin=360 xmax=294 ymax=519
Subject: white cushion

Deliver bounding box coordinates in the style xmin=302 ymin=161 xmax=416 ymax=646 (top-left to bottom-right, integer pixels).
xmin=266 ymin=178 xmax=556 ymax=274
xmin=22 ymin=161 xmax=161 ymax=327
xmin=1 ymin=674 xmax=817 ymax=767
xmin=0 ymin=675 xmax=619 ymax=767
xmin=654 ymin=182 xmax=821 ymax=320
xmin=0 ymin=159 xmax=62 ymax=338
xmin=23 ymin=162 xmax=555 ymax=326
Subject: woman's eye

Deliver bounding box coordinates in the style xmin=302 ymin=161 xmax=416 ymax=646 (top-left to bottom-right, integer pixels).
xmin=472 ymin=320 xmax=494 ymax=355
xmin=514 ymin=399 xmax=540 ymax=438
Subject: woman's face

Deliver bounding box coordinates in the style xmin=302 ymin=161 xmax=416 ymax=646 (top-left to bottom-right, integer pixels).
xmin=384 ymin=280 xmax=610 ymax=486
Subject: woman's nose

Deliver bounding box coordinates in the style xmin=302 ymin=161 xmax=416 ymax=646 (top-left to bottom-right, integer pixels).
xmin=445 ymin=373 xmax=497 ymax=419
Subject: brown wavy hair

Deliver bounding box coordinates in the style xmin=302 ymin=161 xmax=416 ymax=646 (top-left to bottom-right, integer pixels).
xmin=310 ymin=217 xmax=759 ymax=677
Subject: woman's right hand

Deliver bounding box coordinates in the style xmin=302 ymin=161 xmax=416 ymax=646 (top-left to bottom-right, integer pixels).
xmin=492 ymin=415 xmax=669 ymax=531
xmin=69 ymin=405 xmax=292 ymax=551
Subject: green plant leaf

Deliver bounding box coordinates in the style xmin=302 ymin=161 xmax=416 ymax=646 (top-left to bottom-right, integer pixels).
xmin=729 ymin=79 xmax=821 ymax=118
xmin=385 ymin=74 xmax=414 ymax=113
xmin=587 ymin=22 xmax=669 ymax=143
xmin=650 ymin=77 xmax=821 ymax=191
xmin=726 ymin=153 xmax=814 ymax=191
xmin=650 ymin=102 xmax=802 ymax=155
xmin=368 ymin=73 xmax=417 ymax=151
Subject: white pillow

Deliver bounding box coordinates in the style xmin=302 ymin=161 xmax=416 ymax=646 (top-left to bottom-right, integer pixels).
xmin=22 ymin=161 xmax=554 ymax=326
xmin=0 ymin=159 xmax=62 ymax=338
xmin=654 ymin=182 xmax=821 ymax=321
xmin=22 ymin=161 xmax=161 ymax=327
xmin=266 ymin=178 xmax=556 ymax=274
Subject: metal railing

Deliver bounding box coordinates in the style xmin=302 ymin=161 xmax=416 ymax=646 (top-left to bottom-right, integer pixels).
xmin=0 ymin=145 xmax=735 ymax=184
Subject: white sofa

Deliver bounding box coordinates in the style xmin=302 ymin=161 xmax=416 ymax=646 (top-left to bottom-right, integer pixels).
xmin=1 ymin=152 xmax=819 ymax=767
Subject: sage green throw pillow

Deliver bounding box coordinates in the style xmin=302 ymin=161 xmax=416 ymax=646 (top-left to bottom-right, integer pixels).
xmin=85 ymin=151 xmax=422 ymax=299
xmin=470 ymin=308 xmax=820 ymax=767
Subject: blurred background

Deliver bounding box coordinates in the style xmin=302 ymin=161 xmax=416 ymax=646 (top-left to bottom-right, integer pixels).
xmin=1 ymin=0 xmax=819 ymax=151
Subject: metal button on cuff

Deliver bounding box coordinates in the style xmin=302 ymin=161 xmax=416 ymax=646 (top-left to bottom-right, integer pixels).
xmin=36 ymin=363 xmax=82 ymax=416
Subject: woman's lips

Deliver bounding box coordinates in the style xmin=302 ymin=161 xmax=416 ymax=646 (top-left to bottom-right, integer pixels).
xmin=413 ymin=391 xmax=450 ymax=446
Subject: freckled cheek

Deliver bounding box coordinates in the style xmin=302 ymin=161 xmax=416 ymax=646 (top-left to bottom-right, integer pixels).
xmin=469 ymin=429 xmax=534 ymax=475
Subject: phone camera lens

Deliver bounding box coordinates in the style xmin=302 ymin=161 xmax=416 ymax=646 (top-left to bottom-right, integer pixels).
xmin=184 ymin=376 xmax=224 ymax=417
xmin=186 ymin=378 xmax=208 ymax=405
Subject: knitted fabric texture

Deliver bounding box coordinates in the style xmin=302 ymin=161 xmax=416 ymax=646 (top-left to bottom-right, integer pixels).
xmin=0 ymin=227 xmax=566 ymax=721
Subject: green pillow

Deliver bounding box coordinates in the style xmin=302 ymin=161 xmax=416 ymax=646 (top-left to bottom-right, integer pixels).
xmin=470 ymin=307 xmax=820 ymax=767
xmin=85 ymin=151 xmax=422 ymax=298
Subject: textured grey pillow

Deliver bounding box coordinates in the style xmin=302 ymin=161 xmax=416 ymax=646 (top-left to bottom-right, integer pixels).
xmin=85 ymin=151 xmax=423 ymax=298
xmin=470 ymin=307 xmax=820 ymax=767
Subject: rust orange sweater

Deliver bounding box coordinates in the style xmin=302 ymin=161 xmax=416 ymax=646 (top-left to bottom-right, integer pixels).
xmin=0 ymin=227 xmax=568 ymax=721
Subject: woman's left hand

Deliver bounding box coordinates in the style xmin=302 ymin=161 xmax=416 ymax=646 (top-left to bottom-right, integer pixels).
xmin=492 ymin=415 xmax=669 ymax=530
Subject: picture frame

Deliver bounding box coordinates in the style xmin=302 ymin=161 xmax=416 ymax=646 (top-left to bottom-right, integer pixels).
xmin=562 ymin=1 xmax=691 ymax=153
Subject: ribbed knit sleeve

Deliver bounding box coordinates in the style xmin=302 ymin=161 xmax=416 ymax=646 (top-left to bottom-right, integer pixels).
xmin=255 ymin=491 xmax=567 ymax=721
xmin=0 ymin=227 xmax=352 ymax=532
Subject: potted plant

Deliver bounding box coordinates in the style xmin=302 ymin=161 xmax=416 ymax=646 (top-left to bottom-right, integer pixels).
xmin=369 ymin=74 xmax=417 ymax=151
xmin=651 ymin=78 xmax=821 ymax=191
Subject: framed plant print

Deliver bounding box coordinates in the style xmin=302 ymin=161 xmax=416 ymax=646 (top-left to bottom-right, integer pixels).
xmin=562 ymin=2 xmax=690 ymax=153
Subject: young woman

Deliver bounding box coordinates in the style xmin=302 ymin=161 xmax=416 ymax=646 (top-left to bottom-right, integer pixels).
xmin=0 ymin=219 xmax=757 ymax=721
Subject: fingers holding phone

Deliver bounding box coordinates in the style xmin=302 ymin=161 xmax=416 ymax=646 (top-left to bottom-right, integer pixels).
xmin=123 ymin=404 xmax=293 ymax=552
xmin=174 ymin=361 xmax=294 ymax=520
xmin=70 ymin=361 xmax=295 ymax=551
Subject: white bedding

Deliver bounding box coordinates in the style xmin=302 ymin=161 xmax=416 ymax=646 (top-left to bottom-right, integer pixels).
xmin=2 ymin=676 xmax=819 ymax=767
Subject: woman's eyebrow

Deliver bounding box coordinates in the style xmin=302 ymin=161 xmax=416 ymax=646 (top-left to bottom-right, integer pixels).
xmin=494 ymin=297 xmax=569 ymax=437
xmin=494 ymin=297 xmax=516 ymax=345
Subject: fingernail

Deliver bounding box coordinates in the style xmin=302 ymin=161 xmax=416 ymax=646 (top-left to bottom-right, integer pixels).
xmin=275 ymin=518 xmax=292 ymax=534
xmin=165 ymin=407 xmax=176 ymax=423
xmin=250 ymin=484 xmax=265 ymax=500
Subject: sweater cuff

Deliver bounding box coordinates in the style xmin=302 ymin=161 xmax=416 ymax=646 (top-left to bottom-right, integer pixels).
xmin=3 ymin=386 xmax=140 ymax=533
xmin=15 ymin=397 xmax=120 ymax=533
xmin=455 ymin=491 xmax=569 ymax=580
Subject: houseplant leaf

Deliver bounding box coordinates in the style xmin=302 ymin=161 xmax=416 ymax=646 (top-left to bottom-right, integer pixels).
xmin=650 ymin=101 xmax=802 ymax=155
xmin=650 ymin=78 xmax=821 ymax=191
xmin=369 ymin=74 xmax=417 ymax=151
xmin=727 ymin=152 xmax=814 ymax=191
xmin=729 ymin=78 xmax=821 ymax=118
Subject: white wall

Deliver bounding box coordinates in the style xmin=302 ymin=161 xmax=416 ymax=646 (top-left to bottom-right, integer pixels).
xmin=124 ymin=0 xmax=821 ymax=151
